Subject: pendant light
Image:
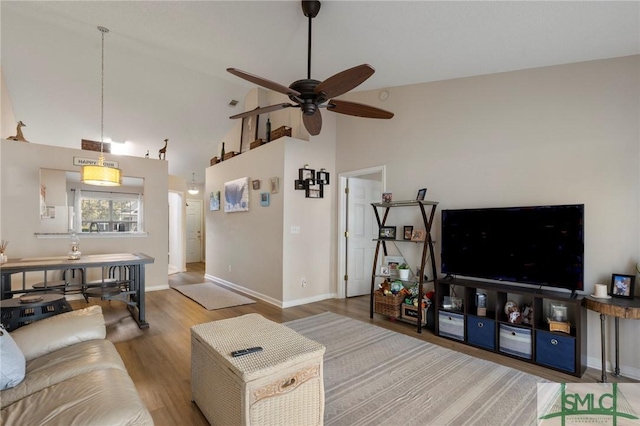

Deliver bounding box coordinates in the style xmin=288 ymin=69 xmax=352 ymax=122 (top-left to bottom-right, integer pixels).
xmin=81 ymin=26 xmax=122 ymax=186
xmin=188 ymin=172 xmax=200 ymax=195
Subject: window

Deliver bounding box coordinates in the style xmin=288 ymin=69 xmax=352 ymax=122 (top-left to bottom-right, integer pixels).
xmin=75 ymin=190 xmax=143 ymax=233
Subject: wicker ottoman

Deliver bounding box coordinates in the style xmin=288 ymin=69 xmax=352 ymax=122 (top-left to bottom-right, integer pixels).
xmin=191 ymin=314 xmax=326 ymax=426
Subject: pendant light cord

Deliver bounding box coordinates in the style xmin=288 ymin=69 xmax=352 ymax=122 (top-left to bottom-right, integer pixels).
xmin=98 ymin=26 xmax=109 ymax=155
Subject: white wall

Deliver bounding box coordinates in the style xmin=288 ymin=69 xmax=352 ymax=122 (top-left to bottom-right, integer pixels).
xmin=335 ymin=56 xmax=640 ymax=377
xmin=0 ymin=140 xmax=169 ymax=291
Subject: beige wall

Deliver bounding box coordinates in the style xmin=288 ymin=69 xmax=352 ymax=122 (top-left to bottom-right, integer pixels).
xmin=335 ymin=56 xmax=640 ymax=377
xmin=1 ymin=140 xmax=169 ymax=291
xmin=1 ymin=68 xmax=17 ymax=139
xmin=205 ymin=127 xmax=336 ymax=306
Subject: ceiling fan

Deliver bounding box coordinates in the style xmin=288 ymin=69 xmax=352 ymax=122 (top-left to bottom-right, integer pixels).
xmin=227 ymin=0 xmax=393 ymax=136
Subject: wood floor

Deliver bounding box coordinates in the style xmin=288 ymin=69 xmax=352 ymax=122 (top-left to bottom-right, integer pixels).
xmin=69 ymin=263 xmax=636 ymax=426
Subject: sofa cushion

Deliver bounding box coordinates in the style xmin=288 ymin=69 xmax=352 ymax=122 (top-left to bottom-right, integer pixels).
xmin=11 ymin=305 xmax=106 ymax=361
xmin=1 ymin=368 xmax=154 ymax=425
xmin=0 ymin=326 xmax=25 ymax=390
xmin=1 ymin=339 xmax=126 ymax=408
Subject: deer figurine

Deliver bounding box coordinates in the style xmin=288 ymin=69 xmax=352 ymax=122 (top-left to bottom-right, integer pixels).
xmin=158 ymin=138 xmax=168 ymax=160
xmin=7 ymin=121 xmax=28 ymax=142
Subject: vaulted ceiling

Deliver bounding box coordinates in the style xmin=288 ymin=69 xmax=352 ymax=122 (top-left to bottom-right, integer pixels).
xmin=2 ymin=1 xmax=638 ymax=184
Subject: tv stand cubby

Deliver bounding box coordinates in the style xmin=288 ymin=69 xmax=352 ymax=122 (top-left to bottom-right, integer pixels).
xmin=436 ymin=278 xmax=587 ymax=377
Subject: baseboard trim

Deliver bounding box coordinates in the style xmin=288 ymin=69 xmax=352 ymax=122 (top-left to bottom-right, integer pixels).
xmin=204 ymin=274 xmax=283 ymax=307
xmin=147 ymin=284 xmax=170 ymax=292
xmin=281 ymin=293 xmax=338 ymax=308
xmin=204 ymin=274 xmax=337 ymax=309
xmin=586 ymin=355 xmax=640 ymax=381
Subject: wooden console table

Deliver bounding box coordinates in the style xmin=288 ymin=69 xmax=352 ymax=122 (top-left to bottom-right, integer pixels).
xmin=0 ymin=253 xmax=154 ymax=329
xmin=583 ymin=296 xmax=640 ymax=382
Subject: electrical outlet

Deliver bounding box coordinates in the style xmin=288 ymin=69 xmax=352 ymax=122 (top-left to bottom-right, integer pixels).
xmin=301 ymin=277 xmax=307 ymax=287
xmin=228 ymin=265 xmax=232 ymax=272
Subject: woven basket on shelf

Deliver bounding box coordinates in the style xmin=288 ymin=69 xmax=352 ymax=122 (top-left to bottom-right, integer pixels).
xmin=270 ymin=126 xmax=292 ymax=141
xmin=374 ymin=290 xmax=404 ymax=318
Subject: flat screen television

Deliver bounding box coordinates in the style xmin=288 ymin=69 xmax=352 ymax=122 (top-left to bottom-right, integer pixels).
xmin=441 ymin=204 xmax=584 ymax=292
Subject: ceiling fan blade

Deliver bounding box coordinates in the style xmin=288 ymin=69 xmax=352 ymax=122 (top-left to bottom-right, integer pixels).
xmin=303 ymin=110 xmax=322 ymax=136
xmin=315 ymin=64 xmax=375 ymax=99
xmin=227 ymin=68 xmax=301 ymax=97
xmin=326 ymin=99 xmax=394 ymax=119
xmin=229 ymin=103 xmax=295 ymax=120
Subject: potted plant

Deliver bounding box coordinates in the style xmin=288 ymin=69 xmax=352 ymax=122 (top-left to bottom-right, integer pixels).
xmin=397 ymin=263 xmax=411 ymax=280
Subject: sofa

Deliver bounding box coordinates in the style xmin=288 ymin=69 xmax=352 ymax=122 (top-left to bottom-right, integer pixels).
xmin=0 ymin=305 xmax=153 ymax=425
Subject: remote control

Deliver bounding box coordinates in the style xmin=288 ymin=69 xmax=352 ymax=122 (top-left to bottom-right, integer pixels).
xmin=231 ymin=347 xmax=263 ymax=357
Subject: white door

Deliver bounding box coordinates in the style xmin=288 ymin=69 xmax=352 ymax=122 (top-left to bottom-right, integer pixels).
xmin=346 ymin=178 xmax=382 ymax=297
xmin=186 ymin=200 xmax=202 ymax=263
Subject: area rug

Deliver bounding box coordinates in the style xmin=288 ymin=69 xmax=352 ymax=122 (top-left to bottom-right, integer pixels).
xmin=172 ymin=282 xmax=255 ymax=310
xmin=285 ymin=312 xmax=548 ymax=426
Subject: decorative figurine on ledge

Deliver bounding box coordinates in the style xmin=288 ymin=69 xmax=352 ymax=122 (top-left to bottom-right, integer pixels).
xmin=7 ymin=121 xmax=29 ymax=142
xmin=159 ymin=138 xmax=168 ymax=160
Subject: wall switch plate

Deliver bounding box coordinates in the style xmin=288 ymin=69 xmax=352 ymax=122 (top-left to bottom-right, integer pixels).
xmin=291 ymin=226 xmax=301 ymax=234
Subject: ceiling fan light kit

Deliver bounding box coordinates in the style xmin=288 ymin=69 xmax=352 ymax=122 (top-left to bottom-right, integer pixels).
xmin=227 ymin=0 xmax=393 ymax=137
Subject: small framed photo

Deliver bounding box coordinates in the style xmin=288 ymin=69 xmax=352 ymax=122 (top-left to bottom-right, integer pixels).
xmin=411 ymin=229 xmax=426 ymax=242
xmin=380 ymin=265 xmax=390 ymax=276
xmin=270 ymin=177 xmax=279 ymax=194
xmin=385 ymin=256 xmax=405 ymax=271
xmin=416 ymin=188 xmax=427 ymax=201
xmin=379 ymin=226 xmax=396 ymax=240
xmin=252 ymin=179 xmax=261 ymax=190
xmin=382 ymin=192 xmax=392 ymax=203
xmin=316 ymin=169 xmax=330 ymax=185
xmin=611 ymin=273 xmax=635 ymax=299
xmin=403 ymin=226 xmax=413 ymax=240
xmin=305 ymin=182 xmax=324 ymax=199
xmin=299 ymin=167 xmax=315 ymax=181
xmin=260 ymin=192 xmax=270 ymax=207
xmin=209 ymin=191 xmax=220 ymax=211
xmin=294 ymin=179 xmax=306 ymax=190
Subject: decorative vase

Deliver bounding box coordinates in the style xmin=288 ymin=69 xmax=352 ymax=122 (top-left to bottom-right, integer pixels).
xmin=398 ymin=269 xmax=410 ymax=280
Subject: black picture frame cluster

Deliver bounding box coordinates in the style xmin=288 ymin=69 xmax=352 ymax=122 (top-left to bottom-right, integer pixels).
xmin=295 ymin=167 xmax=330 ymax=198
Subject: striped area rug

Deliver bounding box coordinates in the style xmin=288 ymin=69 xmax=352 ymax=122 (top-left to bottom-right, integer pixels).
xmin=285 ymin=312 xmax=548 ymax=426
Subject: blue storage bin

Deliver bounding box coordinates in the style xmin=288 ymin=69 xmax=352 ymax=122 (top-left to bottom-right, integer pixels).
xmin=467 ymin=316 xmax=495 ymax=350
xmin=536 ymin=331 xmax=575 ymax=373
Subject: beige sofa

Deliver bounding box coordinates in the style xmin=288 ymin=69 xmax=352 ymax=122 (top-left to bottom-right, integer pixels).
xmin=1 ymin=305 xmax=153 ymax=425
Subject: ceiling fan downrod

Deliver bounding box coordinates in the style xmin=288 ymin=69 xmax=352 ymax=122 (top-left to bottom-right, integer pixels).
xmin=302 ymin=1 xmax=321 ymax=80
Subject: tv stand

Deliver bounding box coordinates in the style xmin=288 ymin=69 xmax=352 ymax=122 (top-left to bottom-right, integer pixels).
xmin=436 ymin=277 xmax=586 ymax=377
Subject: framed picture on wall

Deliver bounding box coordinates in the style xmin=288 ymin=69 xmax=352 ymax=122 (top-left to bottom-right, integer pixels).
xmin=260 ymin=192 xmax=270 ymax=207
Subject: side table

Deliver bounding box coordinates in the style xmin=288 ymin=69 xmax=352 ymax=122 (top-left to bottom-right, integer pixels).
xmin=0 ymin=294 xmax=72 ymax=331
xmin=583 ymin=295 xmax=640 ymax=383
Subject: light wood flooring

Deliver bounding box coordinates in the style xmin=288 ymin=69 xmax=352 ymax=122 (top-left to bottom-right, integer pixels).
xmin=69 ymin=263 xmax=637 ymax=425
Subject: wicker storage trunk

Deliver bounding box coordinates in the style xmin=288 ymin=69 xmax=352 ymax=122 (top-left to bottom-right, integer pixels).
xmin=191 ymin=314 xmax=326 ymax=426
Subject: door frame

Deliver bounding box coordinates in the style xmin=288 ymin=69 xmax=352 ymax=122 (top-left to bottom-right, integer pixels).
xmin=337 ymin=165 xmax=386 ymax=299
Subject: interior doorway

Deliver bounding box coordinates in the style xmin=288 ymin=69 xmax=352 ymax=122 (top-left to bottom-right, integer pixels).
xmin=338 ymin=166 xmax=385 ymax=298
xmin=186 ymin=199 xmax=203 ymax=263
xmin=168 ymin=191 xmax=185 ymax=275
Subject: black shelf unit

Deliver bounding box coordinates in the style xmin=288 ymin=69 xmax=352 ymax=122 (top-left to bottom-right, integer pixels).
xmin=436 ymin=277 xmax=587 ymax=377
xmin=369 ymin=200 xmax=438 ymax=333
